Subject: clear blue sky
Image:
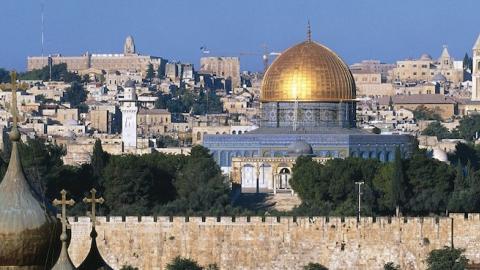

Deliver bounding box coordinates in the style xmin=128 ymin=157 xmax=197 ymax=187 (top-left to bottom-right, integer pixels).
xmin=1 ymin=0 xmax=479 ymax=72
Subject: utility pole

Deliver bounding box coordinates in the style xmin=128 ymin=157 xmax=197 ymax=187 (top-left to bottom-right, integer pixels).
xmin=355 ymin=181 xmax=364 ymax=222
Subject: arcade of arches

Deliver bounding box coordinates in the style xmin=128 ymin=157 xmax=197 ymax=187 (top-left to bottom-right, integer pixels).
xmin=230 ymin=156 xmax=330 ymax=193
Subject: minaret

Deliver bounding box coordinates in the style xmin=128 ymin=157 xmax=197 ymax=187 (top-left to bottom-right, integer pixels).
xmin=120 ymin=80 xmax=138 ymax=149
xmin=472 ymin=34 xmax=480 ymax=101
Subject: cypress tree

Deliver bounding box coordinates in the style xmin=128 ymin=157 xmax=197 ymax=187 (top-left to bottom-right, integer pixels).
xmin=91 ymin=139 xmax=108 ymax=179
xmin=391 ymin=147 xmax=405 ymax=214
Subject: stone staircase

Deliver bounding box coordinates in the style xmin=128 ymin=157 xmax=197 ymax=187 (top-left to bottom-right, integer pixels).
xmin=232 ymin=191 xmax=301 ymax=212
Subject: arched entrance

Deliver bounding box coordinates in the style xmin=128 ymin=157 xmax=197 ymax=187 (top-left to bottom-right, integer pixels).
xmin=241 ymin=164 xmax=255 ymax=191
xmin=278 ymin=168 xmax=291 ymax=190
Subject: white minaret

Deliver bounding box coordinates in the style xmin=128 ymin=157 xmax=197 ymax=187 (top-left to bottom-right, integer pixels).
xmin=121 ymin=80 xmax=138 ymax=148
xmin=473 ymin=34 xmax=480 ymax=101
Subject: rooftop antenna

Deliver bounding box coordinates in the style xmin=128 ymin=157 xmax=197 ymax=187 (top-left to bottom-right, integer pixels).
xmin=41 ymin=0 xmax=45 ymax=57
xmin=307 ymin=20 xmax=312 ymax=42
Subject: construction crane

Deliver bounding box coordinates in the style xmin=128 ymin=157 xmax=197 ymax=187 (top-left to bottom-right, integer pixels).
xmin=200 ymin=44 xmax=281 ymax=72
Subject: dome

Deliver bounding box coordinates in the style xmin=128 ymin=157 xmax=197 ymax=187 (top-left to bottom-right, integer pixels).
xmin=432 ymin=73 xmax=447 ymax=82
xmin=420 ymin=53 xmax=432 ymax=60
xmin=288 ymin=140 xmax=313 ymax=156
xmin=124 ymin=79 xmax=135 ymax=88
xmin=65 ymin=119 xmax=78 ymax=126
xmin=432 ymin=147 xmax=449 ymax=163
xmin=0 ymin=132 xmax=60 ymax=268
xmin=261 ymin=40 xmax=356 ymax=102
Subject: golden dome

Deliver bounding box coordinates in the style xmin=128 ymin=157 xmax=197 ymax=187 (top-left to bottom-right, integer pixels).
xmin=261 ymin=40 xmax=356 ymax=102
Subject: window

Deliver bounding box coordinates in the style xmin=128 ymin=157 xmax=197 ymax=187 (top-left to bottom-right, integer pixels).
xmin=412 ymin=64 xmax=417 ymax=68
xmin=413 ymin=72 xmax=417 ymax=75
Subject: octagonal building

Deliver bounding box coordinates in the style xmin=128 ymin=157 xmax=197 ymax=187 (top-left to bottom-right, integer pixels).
xmin=203 ymin=35 xmax=413 ymax=187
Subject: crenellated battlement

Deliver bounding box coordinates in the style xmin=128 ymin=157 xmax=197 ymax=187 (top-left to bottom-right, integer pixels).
xmin=68 ymin=213 xmax=480 ymax=226
xmin=67 ymin=213 xmax=480 ymax=270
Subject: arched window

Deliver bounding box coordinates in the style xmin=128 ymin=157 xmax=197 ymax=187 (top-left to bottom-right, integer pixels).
xmin=232 ymin=130 xmax=237 ymax=134
xmin=196 ymin=132 xmax=201 ymax=141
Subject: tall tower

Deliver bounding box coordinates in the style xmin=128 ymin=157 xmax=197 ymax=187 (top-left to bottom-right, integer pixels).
xmin=123 ymin=35 xmax=136 ymax=55
xmin=473 ymin=34 xmax=480 ymax=101
xmin=120 ymin=80 xmax=138 ymax=149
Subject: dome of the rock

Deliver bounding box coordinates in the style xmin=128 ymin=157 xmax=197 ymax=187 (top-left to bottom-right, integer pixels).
xmin=261 ymin=40 xmax=356 ymax=102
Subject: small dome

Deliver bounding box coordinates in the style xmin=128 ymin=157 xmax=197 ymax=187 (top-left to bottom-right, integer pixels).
xmin=288 ymin=140 xmax=313 ymax=156
xmin=65 ymin=130 xmax=76 ymax=139
xmin=124 ymin=80 xmax=135 ymax=88
xmin=65 ymin=119 xmax=78 ymax=126
xmin=420 ymin=53 xmax=432 ymax=60
xmin=432 ymin=148 xmax=448 ymax=162
xmin=432 ymin=73 xmax=447 ymax=82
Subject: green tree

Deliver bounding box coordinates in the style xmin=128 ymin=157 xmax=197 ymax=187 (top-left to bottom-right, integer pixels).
xmin=91 ymin=139 xmax=109 ymax=179
xmin=63 ymin=81 xmax=87 ymax=107
xmin=391 ymin=148 xmax=406 ymax=213
xmin=20 ymin=63 xmax=80 ymax=82
xmin=163 ymin=145 xmax=230 ymax=215
xmin=463 ymin=53 xmax=470 ymax=71
xmin=290 ymin=157 xmax=381 ymax=216
xmin=456 ymin=115 xmax=480 ymax=141
xmin=384 ymin=262 xmax=400 ymax=270
xmin=405 ymin=149 xmax=455 ymax=215
xmin=422 ymin=121 xmax=453 ymax=140
xmin=165 ymin=257 xmax=203 ymax=270
xmin=0 ymin=68 xmax=11 ymax=83
xmin=426 ymin=246 xmax=468 ymax=270
xmin=102 ymin=153 xmax=178 ymax=215
xmin=146 ymin=63 xmax=154 ymax=80
xmin=120 ymin=266 xmax=138 ymax=270
xmin=372 ymin=163 xmax=395 ymax=214
xmin=303 ymin=263 xmax=328 ymax=270
xmin=413 ymin=105 xmax=442 ymax=121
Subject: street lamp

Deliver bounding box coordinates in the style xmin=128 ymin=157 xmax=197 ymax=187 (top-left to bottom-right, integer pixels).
xmin=355 ymin=181 xmax=365 ymax=222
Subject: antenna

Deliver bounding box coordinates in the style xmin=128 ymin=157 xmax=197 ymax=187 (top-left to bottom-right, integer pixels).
xmin=41 ymin=0 xmax=45 ymax=57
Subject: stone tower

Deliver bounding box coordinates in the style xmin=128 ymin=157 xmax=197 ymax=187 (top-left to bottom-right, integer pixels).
xmin=124 ymin=35 xmax=136 ymax=55
xmin=120 ymin=80 xmax=138 ymax=149
xmin=472 ymin=34 xmax=480 ymax=101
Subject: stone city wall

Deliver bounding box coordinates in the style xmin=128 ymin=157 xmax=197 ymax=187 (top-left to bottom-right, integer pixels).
xmin=68 ymin=214 xmax=480 ymax=270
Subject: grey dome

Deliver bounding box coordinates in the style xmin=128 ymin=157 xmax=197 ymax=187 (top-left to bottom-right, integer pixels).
xmin=288 ymin=140 xmax=313 ymax=156
xmin=419 ymin=53 xmax=432 ymax=60
xmin=124 ymin=80 xmax=135 ymax=88
xmin=432 ymin=73 xmax=447 ymax=82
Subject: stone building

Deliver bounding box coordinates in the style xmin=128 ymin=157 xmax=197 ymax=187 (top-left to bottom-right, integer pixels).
xmin=391 ymin=46 xmax=464 ymax=83
xmin=230 ymin=142 xmax=330 ymax=193
xmin=200 ymin=57 xmax=241 ymax=88
xmin=352 ymin=70 xmax=395 ymax=97
xmin=378 ymin=94 xmax=457 ymax=120
xmin=27 ymin=36 xmax=166 ymax=76
xmin=203 ymin=34 xmax=413 ymax=173
xmin=137 ymin=108 xmax=171 ymax=136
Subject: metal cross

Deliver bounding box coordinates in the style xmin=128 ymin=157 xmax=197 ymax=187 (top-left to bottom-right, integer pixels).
xmin=83 ymin=188 xmax=104 ymax=227
xmin=52 ymin=189 xmax=75 ymax=234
